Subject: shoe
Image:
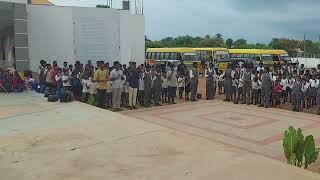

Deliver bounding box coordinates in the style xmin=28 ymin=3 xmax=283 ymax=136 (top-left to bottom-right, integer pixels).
xmin=117 ymin=108 xmax=123 ymax=111
xmin=133 ymin=106 xmax=138 ymax=109
xmin=129 ymin=106 xmax=133 ymax=110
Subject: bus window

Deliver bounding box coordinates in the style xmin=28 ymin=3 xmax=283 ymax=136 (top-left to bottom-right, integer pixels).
xmin=177 ymin=53 xmax=182 ymax=61
xmin=164 ymin=53 xmax=170 ymax=59
xmin=272 ymin=55 xmax=280 ymax=61
xmin=147 ymin=52 xmax=151 ymax=59
xmin=230 ymin=54 xmax=237 ymax=58
xmin=159 ymin=52 xmax=165 ymax=60
xmin=150 ymin=53 xmax=156 ymax=59
xmin=156 ymin=53 xmax=160 ymax=59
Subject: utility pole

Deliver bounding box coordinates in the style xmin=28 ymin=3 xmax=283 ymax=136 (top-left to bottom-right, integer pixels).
xmin=304 ymin=34 xmax=306 ymax=57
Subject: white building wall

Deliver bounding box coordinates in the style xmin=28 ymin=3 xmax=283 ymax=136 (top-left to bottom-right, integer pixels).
xmin=27 ymin=5 xmax=145 ymax=72
xmin=120 ymin=11 xmax=145 ymax=66
xmin=28 ymin=5 xmax=74 ymax=72
xmin=0 ymin=0 xmax=26 ymax=4
xmin=72 ymin=7 xmax=120 ymax=66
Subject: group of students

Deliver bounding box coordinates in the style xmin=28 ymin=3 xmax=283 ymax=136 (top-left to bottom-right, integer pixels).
xmin=217 ymin=63 xmax=320 ymax=114
xmin=0 ymin=68 xmax=35 ymax=93
xmin=38 ymin=59 xmax=320 ymax=114
xmin=38 ymin=59 xmax=201 ymax=112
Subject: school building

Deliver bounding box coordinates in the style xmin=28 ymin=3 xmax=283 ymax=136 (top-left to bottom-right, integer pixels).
xmin=0 ymin=0 xmax=145 ymax=72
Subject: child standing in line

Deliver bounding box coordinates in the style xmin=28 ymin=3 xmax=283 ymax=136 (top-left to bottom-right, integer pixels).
xmin=251 ymin=77 xmax=259 ymax=105
xmin=121 ymin=74 xmax=128 ymax=108
xmin=161 ymin=72 xmax=168 ymax=103
xmin=218 ymin=70 xmax=224 ymax=95
xmin=236 ymin=74 xmax=244 ymax=104
xmin=280 ymin=75 xmax=288 ymax=104
xmin=138 ymin=72 xmax=144 ymax=105
xmin=81 ymin=73 xmax=91 ymax=103
xmin=231 ymin=74 xmax=239 ymax=102
xmin=257 ymin=76 xmax=262 ymax=105
xmin=185 ymin=71 xmax=191 ymax=101
xmin=272 ymin=80 xmax=282 ymax=107
xmin=106 ymin=80 xmax=112 ymax=108
xmin=305 ymin=77 xmax=312 ymax=109
xmin=62 ymin=69 xmax=71 ymax=92
xmin=178 ymin=74 xmax=185 ymax=100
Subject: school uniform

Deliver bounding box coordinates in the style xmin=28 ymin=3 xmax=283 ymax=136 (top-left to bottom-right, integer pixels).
xmin=185 ymin=76 xmax=191 ymax=100
xmin=81 ymin=78 xmax=91 ymax=103
xmin=138 ymin=77 xmax=144 ymax=105
xmin=205 ymin=68 xmax=215 ymax=100
xmin=152 ymin=72 xmax=162 ymax=105
xmin=287 ymin=78 xmax=295 ymax=102
xmin=260 ymin=72 xmax=272 ymax=108
xmin=218 ymin=74 xmax=224 ymax=94
xmin=178 ymin=76 xmax=185 ymax=99
xmin=161 ymin=75 xmax=168 ymax=102
xmin=167 ymin=69 xmax=178 ymax=104
xmin=106 ymin=81 xmax=112 ymax=107
xmin=237 ymin=78 xmax=244 ymax=102
xmin=110 ymin=69 xmax=124 ymax=110
xmin=280 ymin=78 xmax=288 ymax=103
xmin=223 ymin=69 xmax=232 ymax=101
xmin=291 ymin=81 xmax=303 ymax=111
xmin=316 ymin=85 xmax=320 ymax=114
xmin=144 ymin=71 xmax=152 ymax=106
xmin=242 ymin=70 xmax=252 ymax=104
xmin=128 ymin=69 xmax=140 ymax=108
xmin=257 ymin=79 xmax=262 ymax=104
xmin=190 ymin=68 xmax=199 ymax=101
xmin=251 ymin=81 xmax=259 ymax=105
xmin=232 ymin=78 xmax=238 ymax=102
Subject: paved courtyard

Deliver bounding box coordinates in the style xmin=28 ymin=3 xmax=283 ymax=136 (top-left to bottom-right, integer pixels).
xmin=122 ymin=100 xmax=320 ymax=161
xmin=0 ymin=93 xmax=320 ymax=179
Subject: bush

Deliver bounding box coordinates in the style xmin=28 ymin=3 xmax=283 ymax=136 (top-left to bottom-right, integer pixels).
xmin=283 ymin=126 xmax=319 ymax=169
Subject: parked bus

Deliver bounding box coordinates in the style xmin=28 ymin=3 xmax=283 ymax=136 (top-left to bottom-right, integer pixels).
xmin=228 ymin=49 xmax=274 ymax=68
xmin=193 ymin=48 xmax=230 ymax=71
xmin=145 ymin=48 xmax=199 ymax=69
xmin=264 ymin=50 xmax=291 ymax=64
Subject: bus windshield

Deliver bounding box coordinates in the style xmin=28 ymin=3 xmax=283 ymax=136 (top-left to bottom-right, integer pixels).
xmin=215 ymin=51 xmax=231 ymax=62
xmin=183 ymin=53 xmax=198 ymax=61
xmin=261 ymin=54 xmax=272 ymax=62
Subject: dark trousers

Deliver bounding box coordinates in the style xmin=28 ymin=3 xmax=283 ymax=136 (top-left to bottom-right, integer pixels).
xmin=97 ymin=89 xmax=106 ymax=108
xmin=168 ymin=86 xmax=177 ymax=103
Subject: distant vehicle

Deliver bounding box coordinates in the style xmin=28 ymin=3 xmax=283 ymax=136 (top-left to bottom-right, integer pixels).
xmin=228 ymin=49 xmax=274 ymax=68
xmin=145 ymin=48 xmax=199 ymax=70
xmin=263 ymin=49 xmax=291 ymax=64
xmin=193 ymin=48 xmax=230 ymax=72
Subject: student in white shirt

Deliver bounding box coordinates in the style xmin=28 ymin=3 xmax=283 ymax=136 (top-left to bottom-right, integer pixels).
xmin=81 ymin=73 xmax=91 ymax=103
xmin=309 ymin=76 xmax=319 ymax=106
xmin=218 ymin=70 xmax=224 ymax=95
xmin=110 ymin=61 xmax=125 ymax=111
xmin=161 ymin=73 xmax=168 ymax=103
xmin=62 ymin=69 xmax=71 ymax=91
xmin=138 ymin=72 xmax=145 ymax=105
xmin=280 ymin=75 xmax=288 ymax=104
xmin=251 ymin=77 xmax=260 ymax=105
xmin=177 ymin=74 xmax=185 ymax=100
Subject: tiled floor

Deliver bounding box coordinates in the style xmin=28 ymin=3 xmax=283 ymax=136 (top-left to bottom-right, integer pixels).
xmin=122 ymin=100 xmax=320 ymax=161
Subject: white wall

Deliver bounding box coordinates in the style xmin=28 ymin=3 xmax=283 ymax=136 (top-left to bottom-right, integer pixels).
xmin=28 ymin=5 xmax=74 ymax=72
xmin=120 ymin=11 xmax=145 ymax=66
xmin=28 ymin=5 xmax=145 ymax=72
xmin=292 ymin=58 xmax=320 ymax=69
xmin=72 ymin=7 xmax=120 ymax=66
xmin=0 ymin=0 xmax=26 ymax=4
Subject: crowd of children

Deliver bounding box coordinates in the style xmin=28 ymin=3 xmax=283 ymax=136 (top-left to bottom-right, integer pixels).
xmin=0 ymin=68 xmax=35 ymax=93
xmin=2 ymin=59 xmax=320 ymax=115
xmin=219 ymin=63 xmax=320 ymax=114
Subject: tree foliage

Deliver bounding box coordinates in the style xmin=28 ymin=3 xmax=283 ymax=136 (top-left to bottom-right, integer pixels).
xmin=145 ymin=34 xmax=320 ymax=57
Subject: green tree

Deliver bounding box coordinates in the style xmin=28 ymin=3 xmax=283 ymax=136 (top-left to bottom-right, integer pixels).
xmin=233 ymin=38 xmax=247 ymax=48
xmin=226 ymin=38 xmax=234 ymax=48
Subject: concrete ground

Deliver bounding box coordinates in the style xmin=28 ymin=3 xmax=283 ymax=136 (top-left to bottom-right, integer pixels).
xmin=0 ymin=93 xmax=320 ymax=180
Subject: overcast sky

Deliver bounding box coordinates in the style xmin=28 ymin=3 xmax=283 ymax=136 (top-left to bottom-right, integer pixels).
xmin=52 ymin=0 xmax=320 ymax=43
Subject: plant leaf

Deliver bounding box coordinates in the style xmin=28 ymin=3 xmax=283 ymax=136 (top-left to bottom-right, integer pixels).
xmin=303 ymin=135 xmax=319 ymax=169
xmin=295 ymin=128 xmax=305 ymax=167
xmin=283 ymin=126 xmax=301 ymax=165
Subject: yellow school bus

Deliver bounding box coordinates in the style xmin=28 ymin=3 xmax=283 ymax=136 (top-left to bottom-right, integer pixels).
xmin=228 ymin=49 xmax=274 ymax=67
xmin=264 ymin=50 xmax=291 ymax=64
xmin=145 ymin=48 xmax=199 ymax=69
xmin=193 ymin=48 xmax=230 ymax=72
